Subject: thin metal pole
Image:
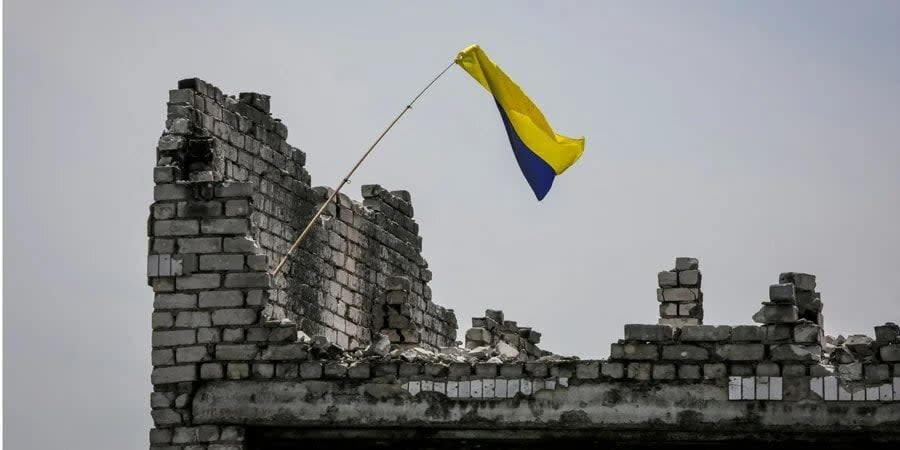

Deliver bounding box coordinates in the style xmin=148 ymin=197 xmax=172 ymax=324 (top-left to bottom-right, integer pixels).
xmin=271 ymin=59 xmax=457 ymax=277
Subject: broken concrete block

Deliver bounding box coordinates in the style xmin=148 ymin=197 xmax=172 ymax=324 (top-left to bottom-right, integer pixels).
xmin=658 ymin=288 xmax=701 ymax=302
xmin=624 ymin=324 xmax=674 ymax=342
xmin=770 ymin=344 xmax=821 ymax=362
xmin=779 ymin=272 xmax=816 ymax=291
xmin=752 ymin=303 xmax=799 ymax=324
xmin=769 ymin=284 xmax=796 ymax=303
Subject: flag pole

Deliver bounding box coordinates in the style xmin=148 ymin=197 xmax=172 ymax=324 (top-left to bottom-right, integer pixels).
xmin=271 ymin=58 xmax=457 ymax=277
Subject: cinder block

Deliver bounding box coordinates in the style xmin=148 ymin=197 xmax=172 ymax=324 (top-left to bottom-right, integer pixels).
xmin=211 ymin=308 xmax=258 ymax=326
xmin=769 ymin=284 xmax=796 ymax=302
xmin=199 ymin=254 xmax=245 ymax=271
xmin=680 ymin=325 xmax=732 ymax=342
xmin=154 ymin=219 xmax=199 ymax=236
xmin=624 ymin=324 xmax=674 ymax=342
xmin=652 ymin=363 xmax=676 ymax=380
xmin=175 ymin=274 xmax=221 ymax=290
xmin=524 ymin=362 xmax=548 ymax=377
xmin=201 ymin=218 xmax=249 ymax=235
xmin=198 ymin=290 xmax=243 ymax=308
xmin=703 ymin=363 xmax=727 ymax=379
xmin=475 ymin=363 xmax=498 ymax=377
xmin=661 ymin=344 xmax=709 ymax=361
xmin=770 ymin=344 xmax=821 ymax=362
xmin=610 ymin=343 xmax=659 ymax=360
xmin=176 ymin=346 xmax=208 ymax=363
xmin=678 ymin=270 xmax=701 ymax=287
xmin=224 ymin=272 xmax=270 ymax=288
xmin=200 ymin=363 xmax=224 ymax=379
xmin=576 ymin=361 xmax=600 ymax=379
xmin=658 ymin=271 xmax=678 ymax=287
xmin=601 ymin=362 xmax=625 ymax=379
xmin=215 ymin=344 xmax=258 ymax=360
xmin=177 ymin=237 xmax=221 ymax=253
xmin=151 ymin=365 xmax=196 ymax=385
xmin=627 ymin=362 xmax=652 ymax=380
xmin=678 ymin=364 xmax=701 ymax=379
xmin=675 ymin=257 xmax=699 ymax=271
xmin=779 ymin=272 xmax=816 ymax=291
xmin=152 ymin=330 xmax=196 ymax=347
xmin=715 ymin=344 xmax=765 ymax=361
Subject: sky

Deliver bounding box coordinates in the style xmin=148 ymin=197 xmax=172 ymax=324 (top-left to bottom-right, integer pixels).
xmin=4 ymin=0 xmax=900 ymax=448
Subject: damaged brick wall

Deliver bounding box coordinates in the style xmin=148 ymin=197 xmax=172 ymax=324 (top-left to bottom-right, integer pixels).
xmin=154 ymin=78 xmax=456 ymax=350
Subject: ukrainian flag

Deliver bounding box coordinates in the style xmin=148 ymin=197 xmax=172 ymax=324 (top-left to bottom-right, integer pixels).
xmin=456 ymin=45 xmax=585 ymax=200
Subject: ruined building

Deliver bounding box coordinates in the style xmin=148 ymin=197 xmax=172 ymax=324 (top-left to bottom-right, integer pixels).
xmin=148 ymin=79 xmax=900 ymax=449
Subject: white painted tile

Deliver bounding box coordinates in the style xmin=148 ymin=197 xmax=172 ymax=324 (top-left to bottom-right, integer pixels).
xmin=879 ymin=383 xmax=893 ymax=402
xmin=728 ymin=376 xmax=742 ymax=400
xmin=521 ymin=379 xmax=533 ymax=395
xmin=159 ymin=254 xmax=171 ymax=276
xmin=170 ymin=257 xmax=183 ymax=276
xmin=809 ymin=377 xmax=823 ymax=399
xmin=742 ymin=377 xmax=756 ymax=400
xmin=508 ymin=379 xmax=520 ymax=397
xmin=421 ymin=380 xmax=433 ymax=392
xmin=866 ymin=386 xmax=880 ymax=401
xmin=470 ymin=379 xmax=482 ymax=398
xmin=459 ymin=380 xmax=470 ymax=399
xmin=559 ymin=377 xmax=569 ymax=387
xmin=837 ymin=380 xmax=852 ymax=401
xmin=483 ymin=379 xmax=495 ymax=398
xmin=545 ymin=379 xmax=556 ymax=390
xmin=147 ymin=255 xmax=159 ymax=277
xmin=433 ymin=382 xmax=445 ymax=395
xmin=494 ymin=379 xmax=508 ymax=398
xmin=755 ymin=377 xmax=770 ymax=400
xmin=769 ymin=377 xmax=783 ymax=400
xmin=447 ymin=381 xmax=459 ymax=398
xmin=408 ymin=380 xmax=421 ymax=395
xmin=532 ymin=379 xmax=544 ymax=393
xmin=824 ymin=377 xmax=838 ymax=401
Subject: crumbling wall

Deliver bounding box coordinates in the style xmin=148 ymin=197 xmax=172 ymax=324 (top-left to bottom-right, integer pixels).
xmin=147 ymin=79 xmax=900 ymax=450
xmin=155 ymin=78 xmax=456 ymax=350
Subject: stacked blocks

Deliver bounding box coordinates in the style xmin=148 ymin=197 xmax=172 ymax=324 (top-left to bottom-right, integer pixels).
xmin=465 ymin=309 xmax=545 ymax=361
xmin=371 ymin=276 xmax=456 ymax=350
xmin=657 ymin=257 xmax=703 ymax=327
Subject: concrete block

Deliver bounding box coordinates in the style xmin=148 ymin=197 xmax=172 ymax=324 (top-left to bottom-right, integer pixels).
xmin=151 ymin=408 xmax=183 ymax=426
xmin=175 ymin=311 xmax=211 ymax=328
xmin=177 ymin=201 xmax=222 ymax=218
xmin=680 ymin=325 xmax=732 ymax=342
xmin=652 ymin=363 xmax=676 ymax=380
xmin=769 ymin=283 xmax=796 ymax=302
xmin=399 ymin=362 xmax=420 ymax=377
xmin=223 ymin=236 xmax=258 ymax=253
xmin=657 ymin=271 xmax=678 ymax=287
xmin=756 ymin=362 xmax=780 ymax=376
xmin=200 ymin=254 xmax=244 ymax=271
xmin=703 ymin=363 xmax=727 ymax=379
xmin=658 ymin=317 xmax=700 ymax=327
xmin=177 ymin=237 xmax=221 ymax=253
xmin=198 ymin=290 xmax=243 ymax=308
xmin=197 ymin=327 xmax=221 ymax=343
xmin=658 ymin=288 xmax=701 ymax=302
xmin=880 ymin=344 xmax=900 ymax=362
xmin=154 ymin=184 xmax=191 ymax=201
xmin=576 ymin=361 xmax=600 ymax=379
xmin=226 ymin=363 xmax=250 ymax=379
xmin=152 ymin=349 xmax=175 ymax=366
xmin=298 ymin=361 xmax=323 ymax=379
xmin=154 ymin=219 xmax=199 ymax=236
xmin=837 ymin=362 xmax=863 ymax=381
xmin=782 ymin=363 xmax=807 ymax=377
xmin=875 ymin=323 xmax=900 ymax=343
xmin=323 ymin=362 xmax=348 ymax=378
xmin=794 ymin=322 xmax=823 ymax=344
xmin=678 ymin=270 xmax=701 ymax=287
xmin=611 ymin=343 xmax=659 ymax=360
xmin=200 ymin=363 xmax=224 ymax=379
xmin=762 ymin=324 xmax=793 ymax=343
xmin=215 ymin=344 xmax=258 ymax=360
xmin=715 ymin=344 xmax=765 ymax=361
xmin=152 ymin=312 xmax=174 ymax=329
xmin=779 ymin=272 xmax=816 ymax=291
xmin=475 ymin=363 xmax=498 ymax=377
xmin=624 ymin=324 xmax=674 ymax=342
xmin=224 ymin=272 xmax=270 ymax=288
xmin=175 ymin=274 xmax=221 ymax=290
xmin=151 ymin=365 xmax=196 ymax=385
xmin=627 ymin=362 xmax=652 ymax=380
xmin=601 ymin=362 xmax=625 ymax=379
xmin=201 ymin=218 xmax=249 ymax=234
xmin=865 ymin=364 xmax=890 ymax=383
xmin=448 ymin=362 xmax=472 ymax=378
xmin=348 ymin=362 xmax=370 ymax=379
xmin=152 ymin=330 xmax=196 ymax=347
xmin=524 ymin=362 xmax=548 ymax=377
xmin=499 ymin=363 xmax=523 ymax=378
xmin=261 ymin=344 xmax=306 ymax=360
xmin=770 ymin=344 xmax=821 ymax=362
xmin=276 ymin=363 xmax=299 ymax=379
xmin=675 ymin=257 xmax=699 ymax=271
xmin=678 ymin=364 xmax=701 ymax=379
xmin=225 ymin=199 xmax=250 ymax=216
xmin=731 ymin=326 xmax=764 ymax=342
xmin=211 ymin=308 xmax=258 ymax=326
xmin=661 ymin=344 xmax=709 ymax=361
xmin=175 ymin=346 xmax=209 ymax=363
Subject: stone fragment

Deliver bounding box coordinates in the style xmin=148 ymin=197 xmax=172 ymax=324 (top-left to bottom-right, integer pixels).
xmin=844 ymin=335 xmax=874 ymax=358
xmin=752 ymin=303 xmax=799 ymax=324
xmin=495 ymin=341 xmax=520 ymax=360
xmin=837 ymin=362 xmax=863 ymax=381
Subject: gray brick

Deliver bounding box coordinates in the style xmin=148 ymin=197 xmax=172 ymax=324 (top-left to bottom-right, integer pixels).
xmin=731 ymin=326 xmax=764 ymax=342
xmin=769 ymin=283 xmax=796 ymax=302
xmin=175 ymin=311 xmax=212 ymax=328
xmin=152 ymin=312 xmax=174 ymax=329
xmin=348 ymin=362 xmax=370 ymax=379
xmin=678 ymin=270 xmax=701 ymax=286
xmin=154 ymin=220 xmax=199 ymax=236
xmin=177 ymin=201 xmax=222 ymax=218
xmin=225 ymin=199 xmax=250 ymax=216
xmin=199 ymin=290 xmax=244 ymax=308
xmin=227 ymin=363 xmax=251 ymax=379
xmin=223 ymin=237 xmax=258 ymax=253
xmin=601 ymin=362 xmax=625 ymax=378
xmin=197 ymin=327 xmax=221 ymax=343
xmin=154 ymin=184 xmax=192 ymax=201
xmin=779 ymin=272 xmax=816 ymax=291
xmin=261 ymin=344 xmax=307 ymax=360
xmin=657 ymin=288 xmax=700 ymax=302
xmin=703 ymin=363 xmax=727 ymax=379
xmin=715 ymin=344 xmax=765 ymax=361
xmin=610 ymin=343 xmax=659 ymax=360
xmin=224 ymin=272 xmax=270 ymax=288
xmin=212 ymin=308 xmax=258 ymax=326
xmin=475 ymin=363 xmax=498 ymax=377
xmin=152 ymin=349 xmax=175 ymax=366
xmin=576 ymin=361 xmax=600 ymax=379
xmin=175 ymin=274 xmax=220 ymax=290
xmin=215 ymin=182 xmax=254 ymax=198
xmin=661 ymin=344 xmax=709 ymax=361
xmin=200 ymin=254 xmax=245 ymax=271
xmin=201 ymin=218 xmax=249 ymax=234
xmin=624 ymin=324 xmax=674 ymax=342
xmin=770 ymin=344 xmax=821 ymax=362
xmin=151 ymin=408 xmax=183 ymax=426
xmin=652 ymin=363 xmax=676 ymax=380
xmin=200 ymin=363 xmax=224 ymax=379
xmin=152 ymin=330 xmax=196 ymax=347
xmin=300 ymin=361 xmax=323 ymax=379
xmin=675 ymin=257 xmax=699 ymax=271
xmin=678 ymin=364 xmax=701 ymax=379
xmin=756 ymin=362 xmax=781 ymax=376
xmin=880 ymin=344 xmax=900 ymax=362
xmin=178 ymin=237 xmax=222 ymax=253
xmin=216 ymin=344 xmax=258 ymax=360
xmin=176 ymin=345 xmax=209 ymax=363
xmin=658 ymin=271 xmax=678 ymax=287
xmin=151 ymin=365 xmax=196 ymax=384
xmin=679 ymin=325 xmax=731 ymax=342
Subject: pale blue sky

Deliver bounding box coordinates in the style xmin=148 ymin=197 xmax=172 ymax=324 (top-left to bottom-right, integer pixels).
xmin=5 ymin=1 xmax=900 ymax=447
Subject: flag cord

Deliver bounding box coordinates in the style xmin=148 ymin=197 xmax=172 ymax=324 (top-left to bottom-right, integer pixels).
xmin=271 ymin=58 xmax=457 ymax=277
